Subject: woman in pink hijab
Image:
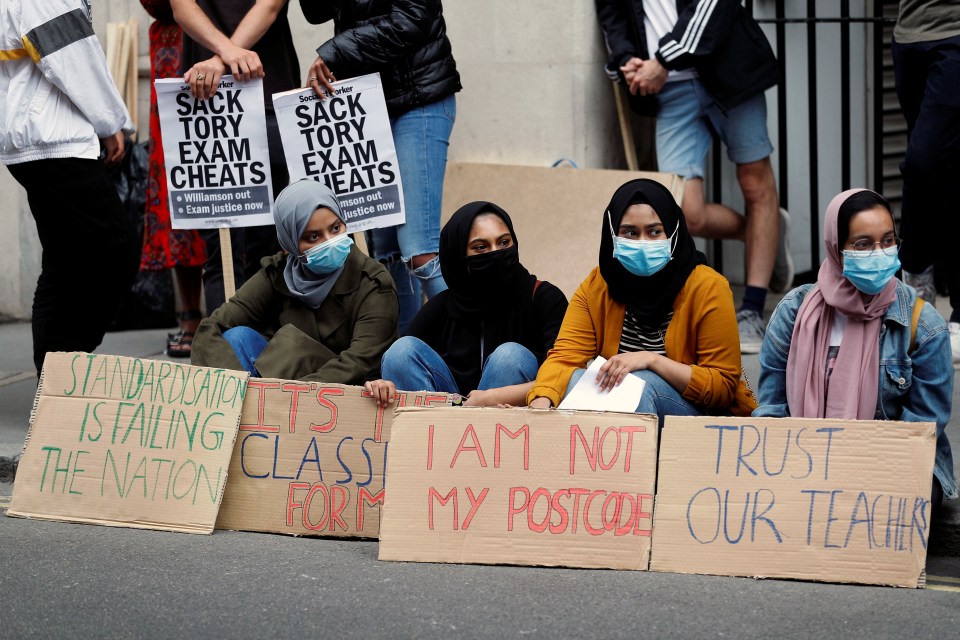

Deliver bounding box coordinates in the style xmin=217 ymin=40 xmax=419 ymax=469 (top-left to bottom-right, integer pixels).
xmin=754 ymin=189 xmax=956 ymax=508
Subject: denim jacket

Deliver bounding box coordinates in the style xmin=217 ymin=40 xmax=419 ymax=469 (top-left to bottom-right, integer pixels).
xmin=754 ymin=281 xmax=957 ymax=500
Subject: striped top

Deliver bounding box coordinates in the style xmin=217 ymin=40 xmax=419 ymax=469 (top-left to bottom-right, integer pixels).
xmin=618 ymin=308 xmax=673 ymax=355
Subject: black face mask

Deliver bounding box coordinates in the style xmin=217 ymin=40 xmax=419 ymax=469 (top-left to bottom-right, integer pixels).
xmin=465 ymin=245 xmax=520 ymax=292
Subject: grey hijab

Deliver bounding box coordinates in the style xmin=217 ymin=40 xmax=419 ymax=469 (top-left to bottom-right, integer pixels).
xmin=274 ymin=179 xmax=347 ymax=309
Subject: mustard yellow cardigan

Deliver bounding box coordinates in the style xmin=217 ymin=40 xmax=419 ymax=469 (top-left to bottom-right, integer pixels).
xmin=527 ymin=264 xmax=756 ymax=416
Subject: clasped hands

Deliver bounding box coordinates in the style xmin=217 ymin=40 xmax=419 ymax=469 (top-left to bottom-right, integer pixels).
xmin=621 ymin=56 xmax=667 ymax=97
xmin=183 ymin=44 xmax=264 ymax=100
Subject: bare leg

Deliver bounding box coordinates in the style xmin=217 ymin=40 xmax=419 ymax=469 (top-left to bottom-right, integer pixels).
xmin=410 ymin=253 xmax=437 ymax=269
xmin=682 ymin=178 xmax=746 ymax=240
xmin=738 ymin=158 xmax=779 ymax=289
xmin=175 ymin=265 xmax=203 ymax=337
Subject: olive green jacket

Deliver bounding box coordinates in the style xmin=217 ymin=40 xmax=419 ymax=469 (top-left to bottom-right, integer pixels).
xmin=192 ymin=247 xmax=399 ymax=383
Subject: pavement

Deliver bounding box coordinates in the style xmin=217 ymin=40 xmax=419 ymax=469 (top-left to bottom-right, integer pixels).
xmin=1 ymin=294 xmax=960 ymax=637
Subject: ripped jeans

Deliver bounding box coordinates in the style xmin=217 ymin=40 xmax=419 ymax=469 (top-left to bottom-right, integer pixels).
xmin=366 ymin=94 xmax=456 ymax=332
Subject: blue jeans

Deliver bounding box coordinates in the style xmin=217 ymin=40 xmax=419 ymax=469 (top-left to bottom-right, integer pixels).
xmin=367 ymin=95 xmax=456 ymax=331
xmin=381 ymin=336 xmax=539 ymax=394
xmin=223 ymin=326 xmax=269 ymax=377
xmin=564 ymin=366 xmax=701 ymax=428
xmin=656 ymin=79 xmax=773 ymax=180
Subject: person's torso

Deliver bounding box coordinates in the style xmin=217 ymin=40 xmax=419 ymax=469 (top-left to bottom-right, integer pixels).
xmin=894 ymin=0 xmax=960 ymax=44
xmin=641 ymin=0 xmax=697 ymax=82
xmin=413 ymin=283 xmax=557 ymax=393
xmin=263 ymin=249 xmax=389 ymax=350
xmin=180 ymin=0 xmax=299 ymax=108
xmin=331 ymin=0 xmax=461 ymax=115
xmin=0 ymin=0 xmax=100 ymax=163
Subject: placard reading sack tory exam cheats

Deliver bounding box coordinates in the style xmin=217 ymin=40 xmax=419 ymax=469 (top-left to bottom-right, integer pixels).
xmin=155 ymin=77 xmax=274 ymax=229
xmin=273 ymin=73 xmax=405 ymax=231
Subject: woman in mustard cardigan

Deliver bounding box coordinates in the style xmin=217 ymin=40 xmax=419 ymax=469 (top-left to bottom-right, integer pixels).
xmin=528 ymin=179 xmax=755 ymax=423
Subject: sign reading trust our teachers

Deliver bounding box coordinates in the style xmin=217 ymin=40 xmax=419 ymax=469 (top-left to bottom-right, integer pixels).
xmin=155 ymin=76 xmax=274 ymax=229
xmin=272 ymin=73 xmax=405 ymax=232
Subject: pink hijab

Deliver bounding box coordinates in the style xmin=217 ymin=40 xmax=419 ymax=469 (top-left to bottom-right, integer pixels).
xmin=785 ymin=189 xmax=898 ymax=419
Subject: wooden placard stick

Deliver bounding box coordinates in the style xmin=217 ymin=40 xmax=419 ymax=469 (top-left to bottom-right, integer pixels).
xmin=220 ymin=228 xmax=236 ymax=300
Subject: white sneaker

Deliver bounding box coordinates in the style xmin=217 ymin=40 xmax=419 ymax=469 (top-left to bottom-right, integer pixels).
xmin=949 ymin=322 xmax=960 ymax=367
xmin=903 ymin=265 xmax=936 ymax=303
xmin=770 ymin=207 xmax=794 ymax=293
xmin=737 ymin=309 xmax=766 ymax=355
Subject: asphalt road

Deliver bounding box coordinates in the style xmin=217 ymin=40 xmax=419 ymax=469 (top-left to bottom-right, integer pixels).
xmin=0 ymin=510 xmax=958 ymax=640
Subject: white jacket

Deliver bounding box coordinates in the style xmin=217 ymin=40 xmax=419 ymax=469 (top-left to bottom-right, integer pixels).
xmin=0 ymin=0 xmax=132 ymax=165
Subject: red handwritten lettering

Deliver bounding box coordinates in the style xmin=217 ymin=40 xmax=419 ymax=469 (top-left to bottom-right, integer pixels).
xmin=302 ymin=483 xmax=330 ymax=531
xmin=570 ymin=425 xmax=647 ymax=474
xmin=494 ymin=423 xmax=530 ymax=470
xmin=329 ymin=485 xmax=349 ymax=531
xmin=428 ymin=487 xmax=458 ymax=530
xmin=311 ymin=387 xmax=344 ymax=432
xmin=527 ymin=488 xmax=552 ymax=533
xmin=462 ymin=487 xmax=489 ymax=530
xmin=570 ymin=425 xmax=598 ymax=474
xmin=598 ymin=427 xmax=621 ymax=471
xmin=450 ymin=424 xmax=488 ymax=468
xmin=240 ymin=380 xmax=281 ymax=432
xmin=356 ymin=487 xmax=384 ymax=531
xmin=427 ymin=424 xmax=434 ymax=470
xmin=507 ymin=487 xmax=530 ymax=531
xmin=618 ymin=426 xmax=646 ymax=473
xmin=281 ymin=382 xmax=311 ymax=433
xmin=286 ymin=482 xmax=310 ymax=526
xmin=634 ymin=493 xmax=653 ymax=536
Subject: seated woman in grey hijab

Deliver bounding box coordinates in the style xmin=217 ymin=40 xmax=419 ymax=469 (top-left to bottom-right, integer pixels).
xmin=192 ymin=180 xmax=399 ymax=383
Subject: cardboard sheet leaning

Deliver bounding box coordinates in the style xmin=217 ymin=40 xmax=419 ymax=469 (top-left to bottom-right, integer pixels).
xmin=8 ymin=353 xmax=248 ymax=534
xmin=651 ymin=416 xmax=936 ymax=588
xmin=378 ymin=407 xmax=659 ymax=570
xmin=216 ymin=381 xmax=452 ymax=538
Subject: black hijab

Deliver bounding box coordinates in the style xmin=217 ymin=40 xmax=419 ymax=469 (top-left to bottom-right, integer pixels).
xmin=439 ymin=201 xmax=536 ymax=318
xmin=598 ymin=179 xmax=706 ymax=325
xmin=407 ymin=201 xmax=547 ymax=393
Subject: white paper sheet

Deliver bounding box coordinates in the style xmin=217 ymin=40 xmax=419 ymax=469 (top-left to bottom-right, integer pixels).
xmin=557 ymin=356 xmax=646 ymax=412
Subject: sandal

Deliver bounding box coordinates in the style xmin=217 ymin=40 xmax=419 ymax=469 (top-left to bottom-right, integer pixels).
xmin=166 ymin=310 xmax=202 ymax=358
xmin=166 ymin=331 xmax=195 ymax=358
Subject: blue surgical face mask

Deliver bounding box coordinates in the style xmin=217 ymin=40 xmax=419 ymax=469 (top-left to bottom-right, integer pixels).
xmin=609 ymin=212 xmax=675 ymax=277
xmin=303 ymin=233 xmax=353 ymax=275
xmin=841 ymin=246 xmax=900 ymax=295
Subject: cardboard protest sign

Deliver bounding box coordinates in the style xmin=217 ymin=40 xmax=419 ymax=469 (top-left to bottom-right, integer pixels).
xmin=216 ymin=381 xmax=452 ymax=538
xmin=273 ymin=73 xmax=404 ymax=231
xmin=155 ymin=76 xmax=274 ymax=229
xmin=8 ymin=353 xmax=247 ymax=534
xmin=651 ymin=417 xmax=936 ymax=588
xmin=379 ymin=407 xmax=659 ymax=570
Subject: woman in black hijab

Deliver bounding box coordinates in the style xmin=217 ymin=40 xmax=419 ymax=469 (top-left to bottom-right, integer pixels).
xmin=528 ymin=179 xmax=756 ymax=423
xmin=365 ymin=202 xmax=568 ymax=406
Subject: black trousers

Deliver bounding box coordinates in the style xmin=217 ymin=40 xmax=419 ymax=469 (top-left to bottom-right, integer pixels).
xmin=7 ymin=157 xmax=137 ymax=373
xmin=893 ymin=34 xmax=960 ymax=318
xmin=201 ymin=113 xmax=288 ymax=313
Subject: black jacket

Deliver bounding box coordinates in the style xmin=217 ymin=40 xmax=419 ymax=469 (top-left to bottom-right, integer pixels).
xmin=301 ymin=0 xmax=461 ymax=116
xmin=405 ymin=281 xmax=568 ymax=394
xmin=596 ymin=0 xmax=778 ymax=115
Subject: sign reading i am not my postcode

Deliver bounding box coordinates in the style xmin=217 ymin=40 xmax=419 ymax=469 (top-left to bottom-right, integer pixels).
xmin=155 ymin=76 xmax=274 ymax=229
xmin=273 ymin=73 xmax=405 ymax=232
